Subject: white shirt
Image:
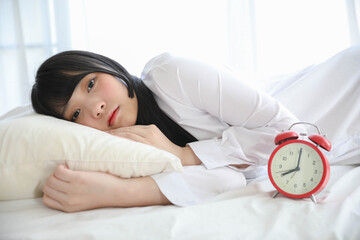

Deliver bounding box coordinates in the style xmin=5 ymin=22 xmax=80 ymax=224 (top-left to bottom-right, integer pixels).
xmin=141 ymin=53 xmax=299 ymax=206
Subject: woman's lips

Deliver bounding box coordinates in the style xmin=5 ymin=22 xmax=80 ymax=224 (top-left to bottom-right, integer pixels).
xmin=108 ymin=107 xmax=119 ymax=126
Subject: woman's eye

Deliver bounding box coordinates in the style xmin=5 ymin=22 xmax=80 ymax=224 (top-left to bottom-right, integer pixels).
xmin=87 ymin=78 xmax=95 ymax=92
xmin=71 ymin=109 xmax=80 ymax=122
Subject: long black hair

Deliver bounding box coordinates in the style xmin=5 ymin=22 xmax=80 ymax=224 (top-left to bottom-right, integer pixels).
xmin=31 ymin=50 xmax=197 ymax=147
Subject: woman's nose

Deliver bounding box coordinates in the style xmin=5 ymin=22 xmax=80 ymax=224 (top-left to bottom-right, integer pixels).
xmin=89 ymin=100 xmax=106 ymax=118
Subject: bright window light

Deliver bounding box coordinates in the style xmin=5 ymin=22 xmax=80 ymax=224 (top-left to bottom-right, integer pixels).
xmin=68 ymin=0 xmax=228 ymax=76
xmin=254 ymin=0 xmax=351 ymax=76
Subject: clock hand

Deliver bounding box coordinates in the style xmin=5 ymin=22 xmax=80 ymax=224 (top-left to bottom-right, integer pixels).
xmin=282 ymin=148 xmax=303 ymax=176
xmin=276 ymin=169 xmax=297 ymax=173
xmin=296 ymin=148 xmax=303 ymax=169
xmin=281 ymin=168 xmax=298 ymax=176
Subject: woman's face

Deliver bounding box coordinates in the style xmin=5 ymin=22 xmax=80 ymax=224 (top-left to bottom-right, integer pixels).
xmin=61 ymin=72 xmax=138 ymax=131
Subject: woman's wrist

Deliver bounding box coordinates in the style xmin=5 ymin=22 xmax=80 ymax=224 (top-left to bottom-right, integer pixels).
xmin=113 ymin=177 xmax=170 ymax=207
xmin=179 ymin=145 xmax=202 ymax=166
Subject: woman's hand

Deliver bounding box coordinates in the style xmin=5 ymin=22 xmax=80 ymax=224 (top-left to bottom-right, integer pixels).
xmin=43 ymin=165 xmax=171 ymax=212
xmin=43 ymin=165 xmax=123 ymax=212
xmin=106 ymin=124 xmax=202 ymax=166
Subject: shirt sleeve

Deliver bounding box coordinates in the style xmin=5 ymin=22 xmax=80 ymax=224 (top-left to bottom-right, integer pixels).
xmin=150 ymin=165 xmax=246 ymax=206
xmin=142 ymin=52 xmax=301 ymax=169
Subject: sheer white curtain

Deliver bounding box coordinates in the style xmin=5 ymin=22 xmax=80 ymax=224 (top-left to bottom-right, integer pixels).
xmin=228 ymin=0 xmax=359 ymax=80
xmin=0 ymin=0 xmax=71 ymax=115
xmin=347 ymin=0 xmax=360 ymax=44
xmin=1 ymin=0 xmax=359 ymax=115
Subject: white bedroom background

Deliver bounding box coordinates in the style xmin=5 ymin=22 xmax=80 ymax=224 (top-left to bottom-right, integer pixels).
xmin=0 ymin=0 xmax=359 ymax=115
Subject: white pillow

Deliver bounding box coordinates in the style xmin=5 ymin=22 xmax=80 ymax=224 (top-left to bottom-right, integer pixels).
xmin=0 ymin=105 xmax=183 ymax=201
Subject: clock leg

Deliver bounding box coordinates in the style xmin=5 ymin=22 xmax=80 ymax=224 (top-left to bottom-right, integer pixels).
xmin=272 ymin=191 xmax=280 ymax=198
xmin=310 ymin=194 xmax=317 ymax=204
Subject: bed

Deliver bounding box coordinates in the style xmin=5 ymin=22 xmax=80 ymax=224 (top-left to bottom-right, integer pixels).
xmin=0 ymin=165 xmax=358 ymax=240
xmin=1 ymin=46 xmax=359 ymax=239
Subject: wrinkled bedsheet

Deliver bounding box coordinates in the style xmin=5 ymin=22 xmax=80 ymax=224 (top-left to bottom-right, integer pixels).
xmin=0 ymin=165 xmax=359 ymax=240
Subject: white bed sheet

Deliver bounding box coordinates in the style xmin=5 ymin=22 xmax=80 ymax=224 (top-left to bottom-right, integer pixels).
xmin=271 ymin=45 xmax=360 ymax=166
xmin=0 ymin=165 xmax=359 ymax=240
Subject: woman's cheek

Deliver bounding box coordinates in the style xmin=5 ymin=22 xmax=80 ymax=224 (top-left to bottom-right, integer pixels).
xmin=78 ymin=117 xmax=103 ymax=130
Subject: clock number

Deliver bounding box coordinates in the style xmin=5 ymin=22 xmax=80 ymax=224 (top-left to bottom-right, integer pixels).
xmin=279 ymin=164 xmax=282 ymax=169
xmin=310 ymin=178 xmax=314 ymax=182
xmin=314 ymin=170 xmax=318 ymax=174
xmin=312 ymin=160 xmax=316 ymax=165
xmin=303 ymin=183 xmax=306 ymax=188
xmin=286 ymin=180 xmax=289 ymax=184
xmin=282 ymin=156 xmax=287 ymax=161
xmin=290 ymin=151 xmax=294 ymax=156
xmin=294 ymin=184 xmax=297 ymax=188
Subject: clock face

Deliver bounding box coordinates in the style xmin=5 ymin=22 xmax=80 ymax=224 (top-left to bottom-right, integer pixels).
xmin=269 ymin=140 xmax=327 ymax=198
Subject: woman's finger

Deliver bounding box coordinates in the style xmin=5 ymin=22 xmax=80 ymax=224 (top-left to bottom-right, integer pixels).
xmin=53 ymin=164 xmax=74 ymax=183
xmin=43 ymin=193 xmax=64 ymax=211
xmin=110 ymin=125 xmax=151 ymax=131
xmin=42 ymin=182 xmax=69 ymax=211
xmin=109 ymin=131 xmax=149 ymax=145
xmin=46 ymin=171 xmax=72 ymax=194
xmin=107 ymin=124 xmax=158 ymax=138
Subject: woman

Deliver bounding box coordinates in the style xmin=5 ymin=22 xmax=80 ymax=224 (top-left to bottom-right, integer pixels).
xmin=31 ymin=50 xmax=299 ymax=212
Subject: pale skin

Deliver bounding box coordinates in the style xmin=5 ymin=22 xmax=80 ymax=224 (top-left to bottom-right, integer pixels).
xmin=43 ymin=72 xmax=202 ymax=212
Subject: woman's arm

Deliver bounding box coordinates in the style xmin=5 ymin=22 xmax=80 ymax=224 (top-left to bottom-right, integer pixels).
xmin=106 ymin=124 xmax=202 ymax=166
xmin=142 ymin=53 xmax=301 ymax=168
xmin=43 ymin=165 xmax=171 ymax=213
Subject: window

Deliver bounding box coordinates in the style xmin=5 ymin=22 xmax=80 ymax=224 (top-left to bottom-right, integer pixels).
xmin=0 ymin=0 xmax=358 ymax=115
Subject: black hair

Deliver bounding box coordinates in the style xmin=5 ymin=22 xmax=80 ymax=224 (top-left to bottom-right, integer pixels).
xmin=31 ymin=50 xmax=197 ymax=147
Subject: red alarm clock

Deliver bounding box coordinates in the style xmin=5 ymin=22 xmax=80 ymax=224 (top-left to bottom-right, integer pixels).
xmin=268 ymin=122 xmax=331 ymax=203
